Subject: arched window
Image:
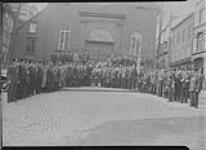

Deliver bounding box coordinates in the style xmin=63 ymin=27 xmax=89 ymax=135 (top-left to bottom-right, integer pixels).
xmin=129 ymin=32 xmax=143 ymax=57
xmin=197 ymin=32 xmax=204 ymax=52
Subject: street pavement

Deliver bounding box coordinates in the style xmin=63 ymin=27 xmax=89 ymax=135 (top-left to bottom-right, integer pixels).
xmin=1 ymin=88 xmax=206 ymax=149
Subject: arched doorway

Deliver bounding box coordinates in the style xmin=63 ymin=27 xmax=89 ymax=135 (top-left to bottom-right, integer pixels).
xmin=85 ymin=29 xmax=114 ymax=60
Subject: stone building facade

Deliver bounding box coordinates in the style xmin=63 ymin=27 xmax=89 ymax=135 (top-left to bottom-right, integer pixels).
xmin=170 ymin=13 xmax=194 ymax=70
xmin=12 ymin=3 xmax=159 ymax=61
xmin=193 ymin=0 xmax=206 ymax=76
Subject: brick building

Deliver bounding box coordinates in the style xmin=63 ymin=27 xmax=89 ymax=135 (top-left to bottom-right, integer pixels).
xmin=12 ymin=3 xmax=159 ymax=61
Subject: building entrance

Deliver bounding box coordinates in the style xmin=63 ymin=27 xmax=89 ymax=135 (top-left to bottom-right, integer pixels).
xmin=85 ymin=41 xmax=113 ymax=60
xmin=85 ymin=29 xmax=114 ymax=60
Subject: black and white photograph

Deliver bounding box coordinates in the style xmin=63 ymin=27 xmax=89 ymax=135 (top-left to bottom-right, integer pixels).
xmin=1 ymin=1 xmax=206 ymax=149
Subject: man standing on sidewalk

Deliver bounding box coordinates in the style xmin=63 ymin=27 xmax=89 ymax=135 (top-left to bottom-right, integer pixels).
xmin=189 ymin=70 xmax=200 ymax=108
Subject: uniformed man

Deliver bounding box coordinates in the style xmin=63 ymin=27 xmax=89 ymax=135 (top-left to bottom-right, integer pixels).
xmin=189 ymin=70 xmax=200 ymax=108
xmin=181 ymin=71 xmax=190 ymax=103
xmin=175 ymin=70 xmax=181 ymax=102
xmin=7 ymin=59 xmax=19 ymax=102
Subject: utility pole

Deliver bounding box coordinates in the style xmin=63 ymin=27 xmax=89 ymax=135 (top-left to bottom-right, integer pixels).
xmin=156 ymin=2 xmax=163 ymax=70
xmin=168 ymin=11 xmax=173 ymax=70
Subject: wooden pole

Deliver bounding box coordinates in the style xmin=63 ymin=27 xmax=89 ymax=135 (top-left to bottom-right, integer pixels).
xmin=157 ymin=2 xmax=163 ymax=70
xmin=168 ymin=11 xmax=173 ymax=69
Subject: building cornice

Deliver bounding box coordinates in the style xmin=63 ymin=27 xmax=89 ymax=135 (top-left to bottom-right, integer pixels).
xmin=80 ymin=19 xmax=124 ymax=27
xmin=78 ymin=11 xmax=126 ymax=20
xmin=192 ymin=50 xmax=206 ymax=56
xmin=194 ymin=22 xmax=206 ymax=30
xmin=136 ymin=6 xmax=160 ymax=12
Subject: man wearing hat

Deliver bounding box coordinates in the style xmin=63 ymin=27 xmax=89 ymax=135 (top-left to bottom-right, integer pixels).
xmin=189 ymin=69 xmax=200 ymax=108
xmin=175 ymin=69 xmax=182 ymax=102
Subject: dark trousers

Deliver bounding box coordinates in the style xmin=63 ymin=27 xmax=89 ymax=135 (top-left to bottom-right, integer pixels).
xmin=8 ymin=83 xmax=18 ymax=102
xmin=158 ymin=84 xmax=162 ymax=97
xmin=190 ymin=92 xmax=199 ymax=108
xmin=16 ymin=83 xmax=25 ymax=100
xmin=152 ymin=85 xmax=157 ymax=95
xmin=175 ymin=87 xmax=181 ymax=102
xmin=182 ymin=88 xmax=189 ymax=103
xmin=168 ymin=87 xmax=173 ymax=102
xmin=131 ymin=79 xmax=136 ymax=90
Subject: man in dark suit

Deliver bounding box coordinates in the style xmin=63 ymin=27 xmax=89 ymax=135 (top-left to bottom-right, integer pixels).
xmin=181 ymin=72 xmax=190 ymax=103
xmin=7 ymin=60 xmax=19 ymax=102
xmin=189 ymin=70 xmax=200 ymax=108
xmin=175 ymin=70 xmax=182 ymax=102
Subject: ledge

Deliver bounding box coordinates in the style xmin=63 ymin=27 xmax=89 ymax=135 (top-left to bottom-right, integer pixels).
xmin=79 ymin=11 xmax=126 ymax=20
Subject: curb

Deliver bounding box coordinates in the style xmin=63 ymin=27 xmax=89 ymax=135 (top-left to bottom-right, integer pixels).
xmin=61 ymin=88 xmax=132 ymax=93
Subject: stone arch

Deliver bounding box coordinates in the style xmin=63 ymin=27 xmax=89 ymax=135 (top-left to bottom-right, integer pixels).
xmin=87 ymin=28 xmax=114 ymax=43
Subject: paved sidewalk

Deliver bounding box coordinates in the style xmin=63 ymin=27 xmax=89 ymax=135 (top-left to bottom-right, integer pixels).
xmin=2 ymin=90 xmax=206 ymax=148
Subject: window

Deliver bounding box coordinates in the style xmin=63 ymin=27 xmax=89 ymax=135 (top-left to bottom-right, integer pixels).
xmin=173 ymin=35 xmax=176 ymax=46
xmin=29 ymin=22 xmax=38 ymax=33
xmin=199 ymin=8 xmax=204 ymax=24
xmin=26 ymin=37 xmax=36 ymax=53
xmin=129 ymin=32 xmax=143 ymax=56
xmin=187 ymin=25 xmax=192 ymax=39
xmin=58 ymin=30 xmax=71 ymax=51
xmin=197 ymin=32 xmax=204 ymax=51
xmin=182 ymin=29 xmax=185 ymax=41
xmin=177 ymin=32 xmax=180 ymax=44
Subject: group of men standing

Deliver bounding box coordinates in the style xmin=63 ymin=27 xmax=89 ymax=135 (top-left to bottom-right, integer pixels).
xmin=136 ymin=69 xmax=205 ymax=108
xmin=6 ymin=56 xmax=205 ymax=109
xmin=7 ymin=59 xmax=93 ymax=103
xmin=91 ymin=64 xmax=137 ymax=89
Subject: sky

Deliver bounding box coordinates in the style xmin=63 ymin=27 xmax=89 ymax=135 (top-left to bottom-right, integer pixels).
xmin=161 ymin=0 xmax=196 ymax=28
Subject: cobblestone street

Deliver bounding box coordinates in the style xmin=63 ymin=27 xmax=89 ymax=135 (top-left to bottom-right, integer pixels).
xmin=2 ymin=89 xmax=206 ymax=149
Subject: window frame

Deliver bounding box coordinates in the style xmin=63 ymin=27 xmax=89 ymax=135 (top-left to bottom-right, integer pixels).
xmin=182 ymin=29 xmax=185 ymax=42
xmin=197 ymin=32 xmax=204 ymax=52
xmin=26 ymin=36 xmax=37 ymax=53
xmin=199 ymin=8 xmax=204 ymax=24
xmin=58 ymin=29 xmax=71 ymax=51
xmin=28 ymin=22 xmax=38 ymax=34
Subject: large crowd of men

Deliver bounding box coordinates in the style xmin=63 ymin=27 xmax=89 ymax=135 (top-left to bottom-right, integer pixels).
xmin=6 ymin=52 xmax=205 ymax=109
xmin=137 ymin=69 xmax=205 ymax=108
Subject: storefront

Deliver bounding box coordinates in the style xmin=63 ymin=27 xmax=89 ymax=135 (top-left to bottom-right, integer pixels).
xmin=169 ymin=57 xmax=192 ymax=70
